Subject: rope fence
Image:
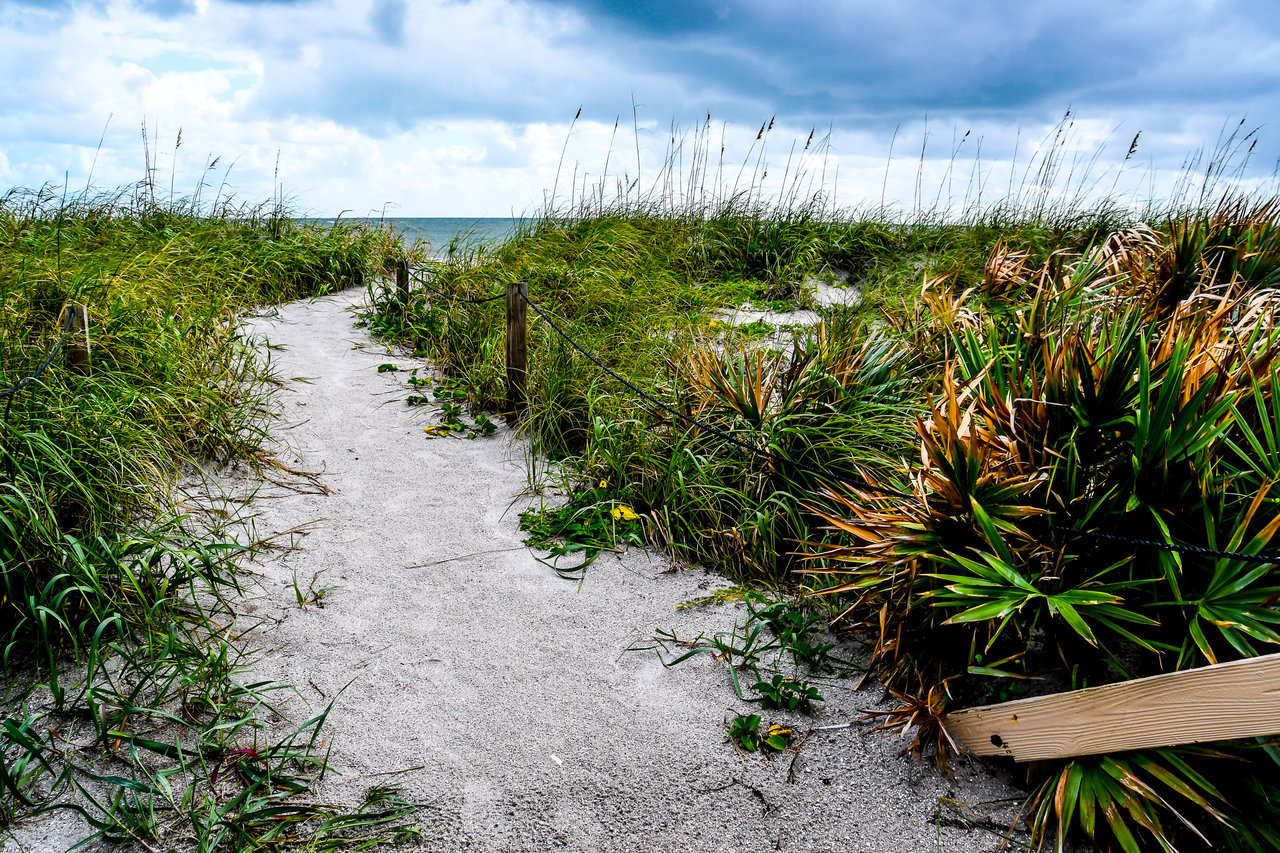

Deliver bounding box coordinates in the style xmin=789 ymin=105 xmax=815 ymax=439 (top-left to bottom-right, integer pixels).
xmin=0 ymin=305 xmax=89 ymax=401
xmin=403 ymin=264 xmax=1280 ymax=568
xmin=409 ymin=270 xmax=504 ymax=305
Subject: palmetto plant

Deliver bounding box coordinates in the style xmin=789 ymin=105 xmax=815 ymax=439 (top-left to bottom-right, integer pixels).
xmin=804 ymin=198 xmax=1280 ymax=851
xmin=672 ymin=327 xmax=916 ymax=579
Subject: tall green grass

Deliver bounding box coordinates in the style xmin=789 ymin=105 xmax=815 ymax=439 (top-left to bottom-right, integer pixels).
xmin=0 ymin=184 xmax=394 ymax=658
xmin=0 ymin=181 xmax=426 ymax=849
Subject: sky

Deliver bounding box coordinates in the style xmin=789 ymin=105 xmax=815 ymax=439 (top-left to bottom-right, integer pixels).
xmin=0 ymin=0 xmax=1277 ymax=217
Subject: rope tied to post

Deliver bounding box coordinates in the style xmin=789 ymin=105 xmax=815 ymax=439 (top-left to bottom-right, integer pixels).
xmin=402 ymin=268 xmax=1280 ymax=569
xmin=0 ymin=307 xmax=81 ymax=401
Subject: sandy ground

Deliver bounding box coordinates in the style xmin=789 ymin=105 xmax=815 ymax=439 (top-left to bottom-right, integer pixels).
xmin=5 ymin=288 xmax=1027 ymax=852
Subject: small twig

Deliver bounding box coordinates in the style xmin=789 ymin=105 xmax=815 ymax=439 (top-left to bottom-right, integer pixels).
xmin=248 ymin=520 xmax=326 ymax=552
xmin=786 ymin=728 xmax=815 ymax=783
xmin=403 ymin=547 xmax=526 ymax=569
xmin=694 ymin=777 xmax=739 ymax=795
xmin=356 ymin=764 xmax=428 ymax=779
xmin=259 ymin=456 xmax=334 ymax=494
xmin=693 ymin=776 xmax=774 ymax=816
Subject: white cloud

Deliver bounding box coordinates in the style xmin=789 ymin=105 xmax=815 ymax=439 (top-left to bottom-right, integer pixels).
xmin=0 ymin=0 xmax=1274 ymax=215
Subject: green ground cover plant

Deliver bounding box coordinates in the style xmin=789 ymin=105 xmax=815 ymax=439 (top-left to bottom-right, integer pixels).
xmin=0 ymin=177 xmax=422 ymax=849
xmin=364 ymin=118 xmax=1280 ymax=851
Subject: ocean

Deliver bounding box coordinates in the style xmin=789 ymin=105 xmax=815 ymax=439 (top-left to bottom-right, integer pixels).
xmin=306 ymin=217 xmax=529 ymax=257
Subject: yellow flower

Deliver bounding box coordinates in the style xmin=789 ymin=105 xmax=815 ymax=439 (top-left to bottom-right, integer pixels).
xmin=599 ymin=479 xmax=608 ymax=488
xmin=611 ymin=504 xmax=639 ymax=522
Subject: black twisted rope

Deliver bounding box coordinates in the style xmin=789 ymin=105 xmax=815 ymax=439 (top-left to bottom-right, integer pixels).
xmin=1047 ymin=522 xmax=1280 ymax=565
xmin=519 ymin=288 xmax=913 ymax=501
xmin=409 ymin=270 xmax=505 ymax=305
xmin=0 ymin=310 xmax=77 ymax=401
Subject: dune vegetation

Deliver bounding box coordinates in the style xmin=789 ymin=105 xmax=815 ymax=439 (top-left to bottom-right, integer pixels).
xmin=3 ymin=115 xmax=1279 ymax=852
xmin=363 ymin=122 xmax=1280 ymax=852
xmin=0 ymin=179 xmax=431 ymax=849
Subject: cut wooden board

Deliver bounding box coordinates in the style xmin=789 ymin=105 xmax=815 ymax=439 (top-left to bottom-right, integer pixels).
xmin=942 ymin=652 xmax=1280 ymax=762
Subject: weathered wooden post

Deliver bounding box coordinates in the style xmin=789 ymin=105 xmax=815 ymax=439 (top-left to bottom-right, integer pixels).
xmin=505 ymin=280 xmax=527 ymax=420
xmin=60 ymin=303 xmax=91 ymax=375
xmin=396 ymin=259 xmax=409 ymax=315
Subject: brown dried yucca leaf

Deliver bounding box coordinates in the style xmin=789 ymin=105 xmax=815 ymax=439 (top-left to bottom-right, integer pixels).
xmin=862 ymin=681 xmax=961 ymax=775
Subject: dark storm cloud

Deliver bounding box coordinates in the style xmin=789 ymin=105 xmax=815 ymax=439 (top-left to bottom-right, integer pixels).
xmin=526 ymin=0 xmax=1280 ymax=126
xmin=212 ymin=0 xmax=1278 ymax=186
xmin=551 ymin=0 xmax=729 ymax=33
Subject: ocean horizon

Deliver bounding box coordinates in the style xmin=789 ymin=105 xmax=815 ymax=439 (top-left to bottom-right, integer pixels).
xmin=304 ymin=217 xmax=528 ymax=256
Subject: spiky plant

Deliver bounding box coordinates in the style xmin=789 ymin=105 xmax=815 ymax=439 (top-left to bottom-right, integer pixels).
xmin=803 ymin=199 xmax=1280 ymax=850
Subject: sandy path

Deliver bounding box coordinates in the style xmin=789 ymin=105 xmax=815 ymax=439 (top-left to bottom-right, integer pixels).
xmin=207 ymin=289 xmax=1020 ymax=851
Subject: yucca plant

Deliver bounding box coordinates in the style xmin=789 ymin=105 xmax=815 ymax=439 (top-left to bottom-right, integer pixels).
xmin=803 ymin=200 xmax=1280 ymax=850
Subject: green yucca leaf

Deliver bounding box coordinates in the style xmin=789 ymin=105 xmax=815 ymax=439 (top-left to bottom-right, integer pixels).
xmin=966 ymin=663 xmax=1037 ymax=678
xmin=969 ymin=496 xmax=1019 ymax=565
xmin=944 ymin=598 xmax=1022 ymax=624
xmin=1056 ymin=762 xmax=1084 ymax=851
xmin=1049 ymin=588 xmax=1126 ymax=606
xmin=1129 ymin=753 xmax=1218 ymax=814
xmin=1078 ymin=770 xmax=1100 ymax=840
xmin=1047 ymin=601 xmax=1099 ymax=646
xmin=1101 ymin=796 xmax=1144 ymax=853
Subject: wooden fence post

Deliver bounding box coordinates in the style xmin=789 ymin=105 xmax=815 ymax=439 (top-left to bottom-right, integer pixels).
xmin=505 ymin=281 xmax=527 ymax=419
xmin=61 ymin=303 xmax=91 ymax=375
xmin=396 ymin=259 xmax=409 ymax=315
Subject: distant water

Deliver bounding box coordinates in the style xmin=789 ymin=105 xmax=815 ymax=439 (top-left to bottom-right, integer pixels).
xmin=304 ymin=217 xmax=528 ymax=257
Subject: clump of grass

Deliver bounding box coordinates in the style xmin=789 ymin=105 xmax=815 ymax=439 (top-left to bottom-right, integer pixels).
xmin=0 ymin=174 xmax=412 ymax=849
xmin=634 ymin=591 xmax=848 ymax=712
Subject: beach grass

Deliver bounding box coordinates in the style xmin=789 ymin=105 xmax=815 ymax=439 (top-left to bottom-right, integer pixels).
xmin=0 ymin=180 xmax=428 ymax=849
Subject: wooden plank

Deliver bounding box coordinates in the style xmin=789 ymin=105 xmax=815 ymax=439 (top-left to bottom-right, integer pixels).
xmin=505 ymin=280 xmax=527 ymax=419
xmin=942 ymin=652 xmax=1280 ymax=762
